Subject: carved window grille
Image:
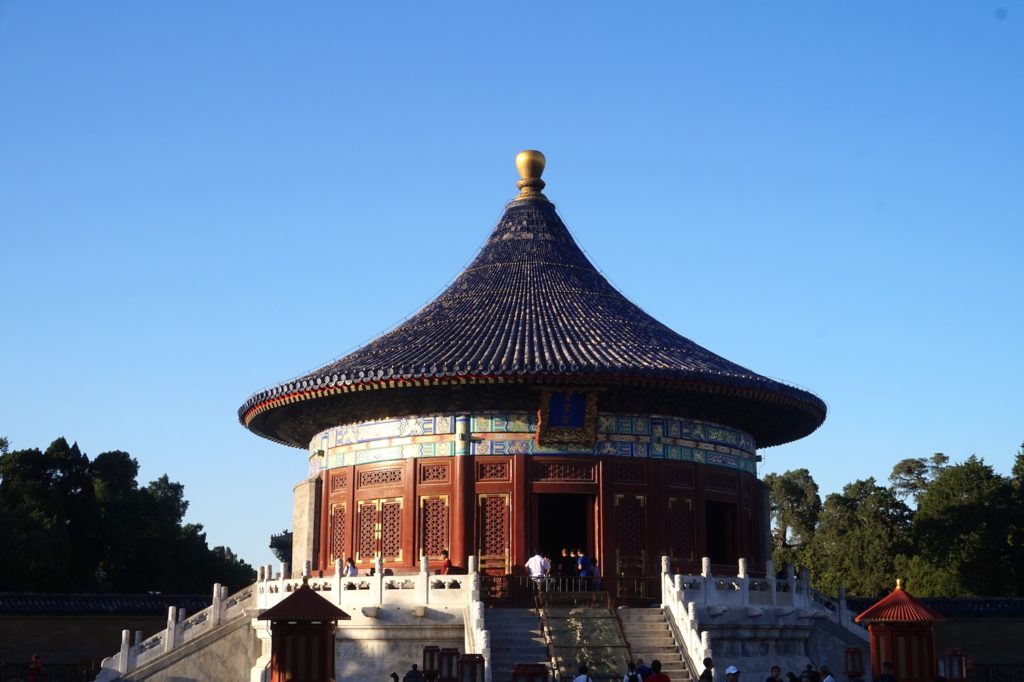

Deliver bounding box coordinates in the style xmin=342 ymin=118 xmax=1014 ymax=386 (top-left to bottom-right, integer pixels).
xmin=615 ymin=494 xmax=646 ymax=558
xmin=355 ymin=498 xmax=404 ymax=562
xmin=668 ymin=497 xmax=695 ymax=563
xmin=477 ymin=461 xmax=509 ymax=481
xmin=667 ymin=466 xmax=694 ymax=488
xmin=380 ymin=500 xmax=403 ymax=561
xmin=357 ymin=501 xmax=377 ymax=561
xmin=478 ymin=494 xmax=509 ymax=567
xmin=331 ymin=471 xmax=349 ymax=493
xmin=330 ymin=503 xmax=346 ymax=562
xmin=616 ymin=462 xmax=644 ymax=484
xmin=358 ymin=467 xmax=402 ymax=489
xmin=532 ymin=461 xmax=594 ymax=482
xmin=420 ymin=464 xmax=449 ymax=484
xmin=420 ymin=496 xmax=449 ymax=559
xmin=705 ymin=471 xmax=738 ymax=492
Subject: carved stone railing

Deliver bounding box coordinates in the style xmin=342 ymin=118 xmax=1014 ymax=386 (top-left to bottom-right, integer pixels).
xmin=98 ymin=582 xmax=256 ymax=677
xmin=97 ymin=556 xmax=481 ymax=679
xmin=658 ymin=555 xmax=868 ymax=663
xmin=464 ymin=557 xmax=493 ymax=682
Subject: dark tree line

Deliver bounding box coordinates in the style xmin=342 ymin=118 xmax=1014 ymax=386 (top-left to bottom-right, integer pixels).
xmin=765 ymin=444 xmax=1024 ymax=598
xmin=0 ymin=436 xmax=254 ymax=593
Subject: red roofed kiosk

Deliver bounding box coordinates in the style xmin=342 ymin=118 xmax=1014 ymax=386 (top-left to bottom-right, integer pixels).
xmin=258 ymin=579 xmax=351 ymax=682
xmin=855 ymin=579 xmax=944 ymax=682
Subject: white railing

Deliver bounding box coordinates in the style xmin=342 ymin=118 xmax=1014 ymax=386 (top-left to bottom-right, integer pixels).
xmin=658 ymin=555 xmax=868 ymax=663
xmin=254 ymin=556 xmax=475 ymax=611
xmin=98 ymin=556 xmax=481 ymax=679
xmin=99 ymin=582 xmax=256 ymax=677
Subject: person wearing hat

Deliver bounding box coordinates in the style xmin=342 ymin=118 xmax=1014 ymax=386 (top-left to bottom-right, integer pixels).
xmin=646 ymin=660 xmax=670 ymax=682
xmin=726 ymin=666 xmax=741 ymax=682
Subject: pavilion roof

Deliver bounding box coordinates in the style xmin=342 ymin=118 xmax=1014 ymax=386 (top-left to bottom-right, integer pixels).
xmin=855 ymin=580 xmax=944 ymax=624
xmin=240 ymin=152 xmax=826 ymax=448
xmin=257 ymin=583 xmax=350 ymax=622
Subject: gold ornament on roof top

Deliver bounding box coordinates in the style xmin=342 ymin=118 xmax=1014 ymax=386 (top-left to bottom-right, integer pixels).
xmin=515 ymin=150 xmax=548 ymax=200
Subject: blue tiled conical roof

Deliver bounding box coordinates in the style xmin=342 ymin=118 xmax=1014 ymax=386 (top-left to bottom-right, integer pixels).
xmin=240 ymin=156 xmax=825 ymax=448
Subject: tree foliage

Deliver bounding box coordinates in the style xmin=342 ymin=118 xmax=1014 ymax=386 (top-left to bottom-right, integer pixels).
xmin=764 ymin=469 xmax=820 ymax=569
xmin=803 ymin=478 xmax=911 ymax=597
xmin=0 ymin=437 xmax=254 ymax=593
xmin=888 ymin=452 xmax=949 ymax=503
xmin=768 ymin=443 xmax=1022 ymax=599
xmin=905 ymin=456 xmax=1022 ymax=596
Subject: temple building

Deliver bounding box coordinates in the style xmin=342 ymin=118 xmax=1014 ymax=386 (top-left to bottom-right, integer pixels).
xmin=238 ymin=150 xmax=826 ymax=588
xmin=97 ymin=152 xmax=867 ymax=682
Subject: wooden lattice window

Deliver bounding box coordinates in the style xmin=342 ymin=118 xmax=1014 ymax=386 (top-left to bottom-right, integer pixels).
xmin=331 ymin=471 xmax=348 ymax=493
xmin=357 ymin=501 xmax=377 ymax=561
xmin=477 ymin=461 xmax=509 ymax=481
xmin=615 ymin=494 xmax=646 ymax=575
xmin=358 ymin=467 xmax=403 ymax=489
xmin=532 ymin=461 xmax=594 ymax=481
xmin=330 ymin=503 xmax=346 ymax=562
xmin=616 ymin=462 xmax=644 ymax=484
xmin=420 ymin=464 xmax=449 ymax=484
xmin=668 ymin=466 xmax=693 ymax=488
xmin=668 ymin=497 xmax=695 ymax=563
xmin=355 ymin=498 xmax=404 ymax=562
xmin=420 ymin=496 xmax=449 ymax=559
xmin=478 ymin=494 xmax=509 ymax=576
xmin=705 ymin=471 xmax=738 ymax=492
xmin=381 ymin=500 xmax=403 ymax=561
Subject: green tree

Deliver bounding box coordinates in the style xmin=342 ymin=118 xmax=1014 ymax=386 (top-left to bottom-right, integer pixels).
xmin=889 ymin=452 xmax=949 ymax=503
xmin=804 ymin=478 xmax=911 ymax=598
xmin=764 ymin=469 xmax=821 ymax=569
xmin=0 ymin=437 xmax=255 ymax=593
xmin=905 ymin=455 xmax=1019 ymax=596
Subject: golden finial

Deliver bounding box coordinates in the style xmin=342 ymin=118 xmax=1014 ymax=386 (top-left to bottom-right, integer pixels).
xmin=515 ymin=150 xmax=548 ymax=200
xmin=895 ymin=578 xmax=904 ymax=590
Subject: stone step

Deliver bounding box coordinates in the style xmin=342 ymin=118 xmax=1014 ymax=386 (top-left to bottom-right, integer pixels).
xmin=628 ymin=642 xmax=679 ymax=651
xmin=618 ymin=609 xmax=668 ymax=618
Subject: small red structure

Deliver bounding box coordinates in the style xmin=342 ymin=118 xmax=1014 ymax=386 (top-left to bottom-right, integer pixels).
xmin=258 ymin=580 xmax=350 ymax=682
xmin=855 ymin=579 xmax=944 ymax=682
xmin=458 ymin=654 xmax=485 ymax=682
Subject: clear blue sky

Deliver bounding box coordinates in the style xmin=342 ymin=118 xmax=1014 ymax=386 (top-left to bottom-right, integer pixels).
xmin=1 ymin=2 xmax=1021 ymax=570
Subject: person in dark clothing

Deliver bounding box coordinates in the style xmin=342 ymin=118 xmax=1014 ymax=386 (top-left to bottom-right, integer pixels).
xmin=636 ymin=658 xmax=654 ymax=680
xmin=801 ymin=664 xmax=821 ymax=682
xmin=646 ymin=660 xmax=670 ymax=682
xmin=404 ymin=664 xmax=427 ymax=682
xmin=767 ymin=666 xmax=783 ymax=682
xmin=698 ymin=658 xmax=714 ymax=682
xmin=28 ymin=655 xmax=44 ymax=682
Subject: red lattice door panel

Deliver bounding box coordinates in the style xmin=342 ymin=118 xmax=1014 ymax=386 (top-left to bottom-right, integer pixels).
xmin=477 ymin=493 xmax=509 ymax=576
xmin=614 ymin=494 xmax=646 ymax=577
xmin=419 ymin=495 xmax=450 ymax=560
xmin=355 ymin=497 xmax=403 ymax=563
xmin=668 ymin=497 xmax=695 ymax=565
xmin=329 ymin=503 xmax=347 ymax=563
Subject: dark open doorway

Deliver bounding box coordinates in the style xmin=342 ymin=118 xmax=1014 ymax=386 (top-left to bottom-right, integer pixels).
xmin=705 ymin=500 xmax=737 ymax=565
xmin=534 ymin=493 xmax=593 ymax=560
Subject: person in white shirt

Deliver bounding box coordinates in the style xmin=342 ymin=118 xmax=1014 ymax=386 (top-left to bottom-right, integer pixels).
xmin=525 ymin=550 xmax=549 ymax=578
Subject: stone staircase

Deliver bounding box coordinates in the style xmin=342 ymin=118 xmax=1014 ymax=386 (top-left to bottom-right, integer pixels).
xmin=619 ymin=608 xmax=690 ymax=681
xmin=486 ymin=608 xmax=552 ymax=682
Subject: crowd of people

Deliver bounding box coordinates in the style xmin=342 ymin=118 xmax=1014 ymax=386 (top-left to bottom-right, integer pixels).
xmin=585 ymin=657 xmax=863 ymax=682
xmin=525 ymin=548 xmax=601 ymax=589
